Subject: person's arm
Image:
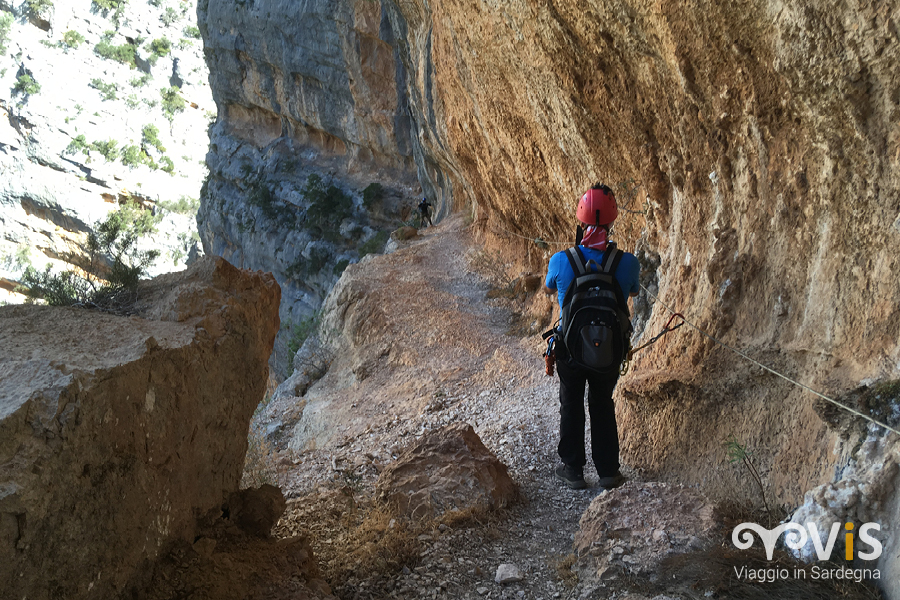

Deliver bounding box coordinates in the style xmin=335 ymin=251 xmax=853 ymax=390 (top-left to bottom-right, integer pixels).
xmin=627 ymin=254 xmax=640 ymax=297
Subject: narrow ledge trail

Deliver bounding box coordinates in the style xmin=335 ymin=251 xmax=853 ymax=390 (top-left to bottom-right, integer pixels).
xmin=256 ymin=216 xmax=883 ymax=600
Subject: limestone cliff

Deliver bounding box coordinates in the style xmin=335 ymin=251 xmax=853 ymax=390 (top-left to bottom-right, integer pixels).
xmin=196 ymin=0 xmax=450 ymax=375
xmin=199 ymin=0 xmax=900 ymax=504
xmin=0 ymin=257 xmax=279 ymax=599
xmin=0 ymin=0 xmax=212 ymax=300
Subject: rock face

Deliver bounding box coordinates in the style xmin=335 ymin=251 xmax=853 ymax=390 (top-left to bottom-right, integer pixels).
xmin=196 ymin=0 xmax=440 ymax=375
xmin=198 ymin=0 xmax=900 ymax=510
xmin=574 ymin=482 xmax=718 ymax=585
xmin=0 ymin=0 xmax=211 ymax=301
xmin=0 ymin=256 xmax=280 ymax=599
xmin=790 ymin=428 xmax=900 ymax=598
xmin=375 ymin=423 xmax=517 ymax=521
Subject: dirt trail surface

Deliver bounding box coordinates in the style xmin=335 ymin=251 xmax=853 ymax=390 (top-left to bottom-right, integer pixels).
xmin=259 ymin=216 xmax=600 ymax=598
xmin=254 ymin=217 xmax=882 ymax=600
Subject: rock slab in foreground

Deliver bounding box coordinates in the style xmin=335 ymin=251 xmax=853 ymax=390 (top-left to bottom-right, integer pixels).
xmin=574 ymin=482 xmax=718 ymax=583
xmin=375 ymin=422 xmax=517 ymax=521
xmin=0 ymin=257 xmax=280 ymax=599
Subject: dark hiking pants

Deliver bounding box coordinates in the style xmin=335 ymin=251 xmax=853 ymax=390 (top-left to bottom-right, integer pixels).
xmin=557 ymin=359 xmax=620 ymax=478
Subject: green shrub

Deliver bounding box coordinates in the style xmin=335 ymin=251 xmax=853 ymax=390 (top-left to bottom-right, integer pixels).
xmin=129 ymin=73 xmax=152 ymax=87
xmin=65 ymin=134 xmax=89 ymax=155
xmin=62 ymin=30 xmax=85 ymax=48
xmin=90 ymin=138 xmax=119 ymax=161
xmin=141 ymin=124 xmax=165 ymax=152
xmin=286 ymin=313 xmax=320 ymax=362
xmin=362 ymin=182 xmax=383 ymax=209
xmin=358 ymin=231 xmax=389 ymax=258
xmin=0 ymin=13 xmax=13 ymax=54
xmin=90 ymin=78 xmax=118 ymax=100
xmin=284 ymin=247 xmax=330 ymax=281
xmin=93 ymin=0 xmax=126 ymax=10
xmin=148 ymin=36 xmax=171 ymax=58
xmin=159 ymin=156 xmax=175 ymax=174
xmin=26 ymin=0 xmax=53 ymax=17
xmin=13 ymin=74 xmax=41 ymax=96
xmin=161 ymin=6 xmax=178 ymax=25
xmin=183 ymin=25 xmax=200 ymax=39
xmin=333 ymin=259 xmax=350 ymax=276
xmin=121 ymin=144 xmax=154 ymax=168
xmin=95 ymin=35 xmax=136 ymax=67
xmin=125 ymin=94 xmax=140 ymax=109
xmin=159 ymin=86 xmax=185 ymax=121
xmin=248 ymin=180 xmax=293 ymax=222
xmin=159 ymin=195 xmax=199 ymax=214
xmin=18 ymin=199 xmax=159 ymax=311
xmin=303 ymin=174 xmax=353 ymax=233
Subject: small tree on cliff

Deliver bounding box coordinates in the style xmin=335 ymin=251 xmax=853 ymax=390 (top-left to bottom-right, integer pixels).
xmin=19 ymin=200 xmax=160 ymax=312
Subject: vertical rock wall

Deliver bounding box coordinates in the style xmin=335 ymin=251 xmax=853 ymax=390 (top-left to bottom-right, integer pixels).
xmin=199 ymin=0 xmax=900 ymax=506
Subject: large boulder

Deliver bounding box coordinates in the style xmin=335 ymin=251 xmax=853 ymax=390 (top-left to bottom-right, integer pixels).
xmin=375 ymin=422 xmax=517 ymax=522
xmin=0 ymin=256 xmax=280 ymax=599
xmin=574 ymin=482 xmax=718 ymax=584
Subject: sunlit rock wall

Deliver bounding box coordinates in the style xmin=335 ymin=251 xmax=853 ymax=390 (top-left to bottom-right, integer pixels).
xmin=199 ymin=0 xmax=900 ymax=507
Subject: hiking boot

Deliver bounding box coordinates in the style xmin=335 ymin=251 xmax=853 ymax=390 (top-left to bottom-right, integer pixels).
xmin=554 ymin=464 xmax=587 ymax=490
xmin=597 ymin=471 xmax=626 ymax=490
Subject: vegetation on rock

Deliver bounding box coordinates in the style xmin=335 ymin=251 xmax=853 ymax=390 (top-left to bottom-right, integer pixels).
xmin=362 ymin=182 xmax=383 ymax=209
xmin=13 ymin=74 xmax=41 ymax=96
xmin=94 ymin=31 xmax=137 ymax=67
xmin=90 ymin=78 xmax=118 ymax=100
xmin=25 ymin=0 xmax=53 ymax=18
xmin=62 ymin=30 xmax=85 ymax=48
xmin=0 ymin=13 xmax=12 ymax=54
xmin=19 ymin=200 xmax=160 ymax=311
xmin=303 ymin=174 xmax=353 ymax=238
xmin=160 ymin=86 xmax=185 ymax=121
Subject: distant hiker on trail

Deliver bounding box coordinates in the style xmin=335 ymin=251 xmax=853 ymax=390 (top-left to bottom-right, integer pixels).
xmin=418 ymin=197 xmax=433 ymax=227
xmin=543 ymin=183 xmax=640 ymax=491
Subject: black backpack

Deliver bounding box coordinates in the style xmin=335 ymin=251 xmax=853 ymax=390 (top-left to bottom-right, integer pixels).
xmin=558 ymin=244 xmax=633 ymax=376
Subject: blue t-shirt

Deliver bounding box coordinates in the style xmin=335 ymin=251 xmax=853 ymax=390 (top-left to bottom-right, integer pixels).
xmin=545 ymin=246 xmax=640 ymax=308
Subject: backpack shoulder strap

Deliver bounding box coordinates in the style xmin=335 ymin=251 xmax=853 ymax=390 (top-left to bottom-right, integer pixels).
xmin=599 ymin=247 xmax=624 ymax=275
xmin=564 ymin=247 xmax=588 ymax=276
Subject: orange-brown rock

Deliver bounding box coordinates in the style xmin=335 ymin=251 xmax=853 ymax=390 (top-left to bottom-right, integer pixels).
xmin=0 ymin=257 xmax=280 ymax=599
xmin=375 ymin=423 xmax=517 ymax=522
xmin=199 ymin=0 xmax=900 ymax=534
xmin=574 ymin=482 xmax=718 ymax=581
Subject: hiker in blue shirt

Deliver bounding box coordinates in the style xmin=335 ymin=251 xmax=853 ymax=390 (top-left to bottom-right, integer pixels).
xmin=544 ymin=183 xmax=640 ymax=490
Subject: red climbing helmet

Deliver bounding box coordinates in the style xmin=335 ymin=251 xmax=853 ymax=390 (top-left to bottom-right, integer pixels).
xmin=576 ymin=183 xmax=617 ymax=226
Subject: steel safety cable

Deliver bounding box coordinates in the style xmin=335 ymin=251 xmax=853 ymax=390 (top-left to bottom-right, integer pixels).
xmin=639 ymin=283 xmax=900 ymax=437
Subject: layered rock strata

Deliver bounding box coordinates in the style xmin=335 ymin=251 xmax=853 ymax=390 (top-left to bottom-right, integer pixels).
xmin=0 ymin=257 xmax=279 ymax=599
xmin=199 ymin=0 xmax=900 ymax=509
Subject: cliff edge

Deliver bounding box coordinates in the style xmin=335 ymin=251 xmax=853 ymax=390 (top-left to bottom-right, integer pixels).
xmin=0 ymin=257 xmax=279 ymax=599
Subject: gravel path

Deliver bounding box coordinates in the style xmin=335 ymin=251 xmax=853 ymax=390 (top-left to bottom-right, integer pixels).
xmin=254 ymin=215 xmax=638 ymax=599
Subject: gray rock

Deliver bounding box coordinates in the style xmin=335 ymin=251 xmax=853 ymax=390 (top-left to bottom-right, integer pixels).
xmin=494 ymin=563 xmax=523 ymax=584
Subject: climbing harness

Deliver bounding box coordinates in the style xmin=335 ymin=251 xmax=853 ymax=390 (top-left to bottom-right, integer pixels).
xmin=543 ymin=334 xmax=556 ymax=376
